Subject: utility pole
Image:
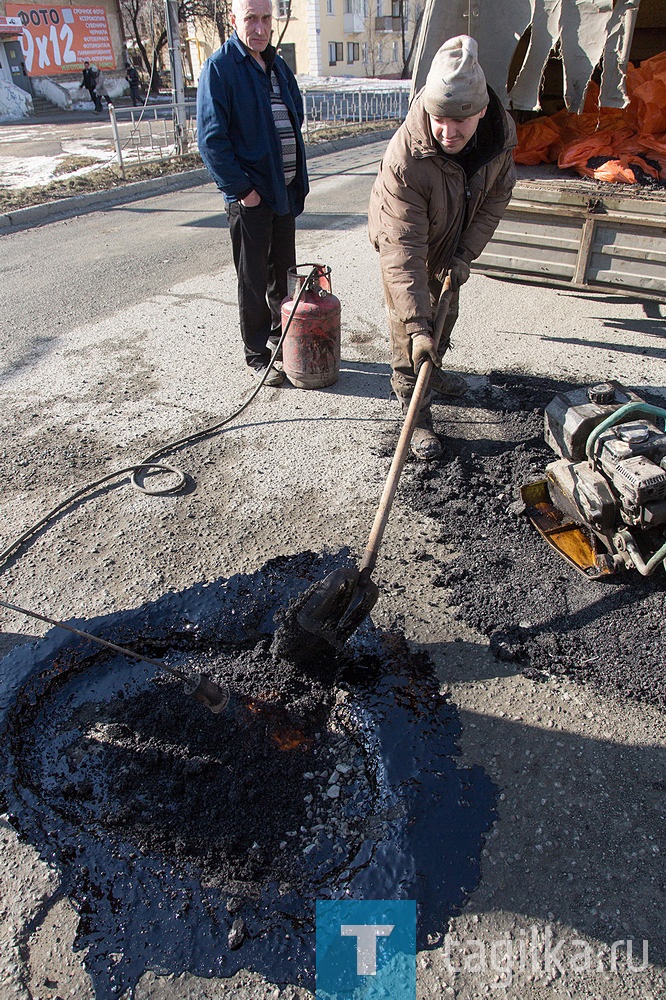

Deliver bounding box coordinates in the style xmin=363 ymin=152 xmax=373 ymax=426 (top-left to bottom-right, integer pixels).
xmin=165 ymin=0 xmax=188 ymax=153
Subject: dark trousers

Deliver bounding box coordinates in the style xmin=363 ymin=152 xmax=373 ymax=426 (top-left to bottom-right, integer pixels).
xmin=382 ymin=271 xmax=460 ymax=398
xmin=227 ymin=200 xmax=296 ymax=369
xmin=87 ymin=86 xmax=102 ymax=112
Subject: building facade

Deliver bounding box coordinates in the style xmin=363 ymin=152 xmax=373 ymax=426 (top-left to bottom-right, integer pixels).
xmin=273 ymin=0 xmax=422 ymax=79
xmin=183 ymin=0 xmax=423 ymax=83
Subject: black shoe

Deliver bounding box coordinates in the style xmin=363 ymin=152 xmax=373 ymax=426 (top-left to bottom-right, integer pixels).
xmin=251 ymin=365 xmax=285 ymax=387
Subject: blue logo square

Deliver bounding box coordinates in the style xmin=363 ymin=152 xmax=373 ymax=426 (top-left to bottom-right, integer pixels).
xmin=316 ymin=899 xmax=416 ymax=1000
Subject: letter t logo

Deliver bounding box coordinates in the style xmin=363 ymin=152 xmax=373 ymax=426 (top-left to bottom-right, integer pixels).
xmin=340 ymin=924 xmax=394 ymax=975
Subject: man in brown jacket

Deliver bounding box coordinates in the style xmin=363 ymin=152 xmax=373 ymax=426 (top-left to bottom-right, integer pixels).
xmin=368 ymin=35 xmax=517 ymax=459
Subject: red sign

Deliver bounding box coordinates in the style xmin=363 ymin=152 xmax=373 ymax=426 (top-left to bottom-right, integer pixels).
xmin=6 ymin=5 xmax=116 ymax=76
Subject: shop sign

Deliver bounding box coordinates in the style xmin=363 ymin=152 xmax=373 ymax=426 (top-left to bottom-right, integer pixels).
xmin=5 ymin=5 xmax=116 ymax=76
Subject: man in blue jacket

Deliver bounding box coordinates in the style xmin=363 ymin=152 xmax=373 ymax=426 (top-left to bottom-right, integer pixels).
xmin=197 ymin=0 xmax=309 ymax=386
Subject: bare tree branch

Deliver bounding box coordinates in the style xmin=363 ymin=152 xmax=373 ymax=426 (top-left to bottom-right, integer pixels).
xmin=275 ymin=0 xmax=292 ymax=49
xmin=119 ymin=0 xmax=231 ymax=90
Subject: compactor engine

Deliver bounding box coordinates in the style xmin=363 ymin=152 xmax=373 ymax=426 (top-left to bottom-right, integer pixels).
xmin=521 ymin=382 xmax=666 ymax=578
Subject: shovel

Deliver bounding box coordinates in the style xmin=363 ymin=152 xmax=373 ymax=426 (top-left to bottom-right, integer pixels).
xmin=297 ymin=277 xmax=454 ymax=650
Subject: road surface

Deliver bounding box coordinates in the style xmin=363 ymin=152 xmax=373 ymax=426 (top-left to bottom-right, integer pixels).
xmin=0 ymin=140 xmax=664 ymax=1000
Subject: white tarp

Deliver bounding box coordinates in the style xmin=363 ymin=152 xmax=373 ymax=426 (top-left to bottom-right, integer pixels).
xmin=411 ymin=0 xmax=642 ymax=113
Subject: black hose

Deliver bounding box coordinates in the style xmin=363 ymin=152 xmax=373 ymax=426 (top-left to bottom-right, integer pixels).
xmin=0 ymin=266 xmax=318 ymax=572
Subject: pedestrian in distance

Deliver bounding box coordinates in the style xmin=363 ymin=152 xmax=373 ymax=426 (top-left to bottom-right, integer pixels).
xmin=197 ymin=0 xmax=309 ymax=387
xmin=368 ymin=35 xmax=517 ymax=459
xmin=126 ymin=63 xmax=142 ymax=106
xmin=94 ymin=67 xmax=113 ymax=110
xmin=81 ymin=60 xmax=102 ymax=114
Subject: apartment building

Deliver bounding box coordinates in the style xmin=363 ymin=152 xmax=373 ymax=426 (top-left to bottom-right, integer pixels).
xmin=272 ymin=0 xmax=422 ymax=79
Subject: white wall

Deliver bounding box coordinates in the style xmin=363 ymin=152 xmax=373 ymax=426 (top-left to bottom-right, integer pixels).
xmin=0 ymin=76 xmax=33 ymax=119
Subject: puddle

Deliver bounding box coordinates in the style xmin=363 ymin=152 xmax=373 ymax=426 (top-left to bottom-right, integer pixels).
xmin=1 ymin=551 xmax=496 ymax=998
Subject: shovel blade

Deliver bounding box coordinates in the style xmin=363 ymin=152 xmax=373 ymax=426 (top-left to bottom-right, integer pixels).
xmin=297 ymin=567 xmax=379 ymax=650
xmin=337 ymin=577 xmax=380 ymax=640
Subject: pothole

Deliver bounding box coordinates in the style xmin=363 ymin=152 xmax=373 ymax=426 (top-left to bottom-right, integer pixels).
xmin=1 ymin=552 xmax=495 ymax=999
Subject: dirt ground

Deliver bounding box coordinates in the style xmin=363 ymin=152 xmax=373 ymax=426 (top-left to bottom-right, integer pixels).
xmin=0 ymin=191 xmax=665 ymax=1000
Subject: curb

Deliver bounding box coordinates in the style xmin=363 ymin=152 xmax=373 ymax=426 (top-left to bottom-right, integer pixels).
xmin=0 ymin=129 xmax=396 ymax=233
xmin=0 ymin=169 xmax=210 ymax=232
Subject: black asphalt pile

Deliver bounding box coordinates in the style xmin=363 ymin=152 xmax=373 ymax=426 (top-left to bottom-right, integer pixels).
xmin=404 ymin=372 xmax=666 ymax=708
xmin=82 ymin=639 xmax=341 ymax=894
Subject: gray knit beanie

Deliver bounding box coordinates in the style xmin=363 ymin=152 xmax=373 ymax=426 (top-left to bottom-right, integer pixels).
xmin=423 ymin=35 xmax=489 ymax=119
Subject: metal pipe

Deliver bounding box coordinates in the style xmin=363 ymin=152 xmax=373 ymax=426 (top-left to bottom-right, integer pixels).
xmin=108 ymin=104 xmax=125 ymax=178
xmin=165 ymin=0 xmax=188 ymax=154
xmin=0 ymin=598 xmax=229 ymax=714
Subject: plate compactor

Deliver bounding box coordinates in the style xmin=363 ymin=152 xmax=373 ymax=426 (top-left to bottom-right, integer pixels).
xmin=521 ymin=382 xmax=666 ymax=579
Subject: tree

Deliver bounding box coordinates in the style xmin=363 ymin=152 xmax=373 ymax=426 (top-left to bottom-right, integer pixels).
xmin=362 ymin=0 xmax=425 ymax=79
xmin=399 ymin=0 xmax=424 ymax=79
xmin=275 ymin=0 xmax=293 ymax=49
xmin=119 ymin=0 xmax=231 ymax=91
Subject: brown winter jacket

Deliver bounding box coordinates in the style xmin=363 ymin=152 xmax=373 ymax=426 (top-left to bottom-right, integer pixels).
xmin=368 ymin=87 xmax=517 ymax=336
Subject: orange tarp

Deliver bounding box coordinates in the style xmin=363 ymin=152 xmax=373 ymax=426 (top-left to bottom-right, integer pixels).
xmin=514 ymin=52 xmax=666 ymax=185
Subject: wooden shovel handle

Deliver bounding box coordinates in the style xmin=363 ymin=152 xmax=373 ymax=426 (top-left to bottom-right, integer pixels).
xmin=358 ymin=276 xmax=453 ymax=580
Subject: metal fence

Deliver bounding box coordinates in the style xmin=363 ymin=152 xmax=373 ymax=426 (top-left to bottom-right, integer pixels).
xmin=108 ymin=90 xmax=407 ymax=172
xmin=301 ymin=88 xmax=409 ymax=140
xmin=109 ymin=101 xmax=198 ymax=176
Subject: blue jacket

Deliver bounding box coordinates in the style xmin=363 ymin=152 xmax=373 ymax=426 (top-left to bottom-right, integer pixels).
xmin=197 ymin=33 xmax=308 ymax=217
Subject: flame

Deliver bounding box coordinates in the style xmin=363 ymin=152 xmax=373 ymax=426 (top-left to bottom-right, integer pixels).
xmin=244 ymin=690 xmax=282 ymax=714
xmin=240 ymin=696 xmax=314 ymax=750
xmin=271 ymin=727 xmax=312 ymax=752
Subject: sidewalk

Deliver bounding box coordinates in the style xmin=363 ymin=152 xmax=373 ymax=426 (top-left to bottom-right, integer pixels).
xmin=0 ymin=128 xmax=396 ymax=232
xmin=0 ymin=91 xmax=176 ymax=126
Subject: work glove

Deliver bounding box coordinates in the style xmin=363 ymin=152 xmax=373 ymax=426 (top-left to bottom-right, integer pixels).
xmin=445 ymin=256 xmax=471 ymax=292
xmin=411 ymin=333 xmax=442 ymax=372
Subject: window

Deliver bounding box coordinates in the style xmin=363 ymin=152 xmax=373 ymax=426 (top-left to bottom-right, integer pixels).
xmin=376 ymin=0 xmax=382 ymax=15
xmin=326 ymin=0 xmax=333 ymax=13
xmin=276 ymin=0 xmax=289 ymax=16
xmin=392 ymin=40 xmax=398 ymax=62
xmin=391 ymin=0 xmax=401 ymax=15
xmin=329 ymin=41 xmax=343 ymax=65
xmin=377 ymin=41 xmax=383 ymax=61
xmin=362 ymin=0 xmax=368 ymax=15
xmin=362 ymin=41 xmax=368 ymax=63
xmin=347 ymin=41 xmax=360 ymax=63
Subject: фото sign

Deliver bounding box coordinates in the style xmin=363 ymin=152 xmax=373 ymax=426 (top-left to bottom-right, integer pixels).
xmin=6 ymin=4 xmax=116 ymax=75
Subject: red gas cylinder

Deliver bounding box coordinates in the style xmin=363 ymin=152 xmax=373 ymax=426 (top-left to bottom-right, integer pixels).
xmin=281 ymin=264 xmax=341 ymax=389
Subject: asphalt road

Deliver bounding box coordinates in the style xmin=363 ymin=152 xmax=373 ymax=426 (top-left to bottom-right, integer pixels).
xmin=0 ymin=140 xmax=380 ymax=370
xmin=1 ymin=141 xmax=665 ymax=1000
